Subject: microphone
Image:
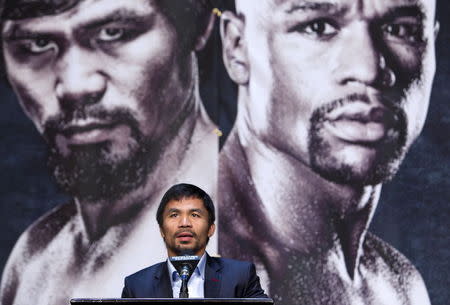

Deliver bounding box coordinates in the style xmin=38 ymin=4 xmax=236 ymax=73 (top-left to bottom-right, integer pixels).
xmin=170 ymin=252 xmax=200 ymax=298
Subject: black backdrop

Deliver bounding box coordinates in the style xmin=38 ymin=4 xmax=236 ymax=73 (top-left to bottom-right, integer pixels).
xmin=0 ymin=1 xmax=449 ymax=304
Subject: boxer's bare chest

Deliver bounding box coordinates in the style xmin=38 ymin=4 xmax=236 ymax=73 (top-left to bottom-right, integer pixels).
xmin=267 ymin=246 xmax=425 ymax=305
xmin=12 ymin=217 xmax=166 ymax=305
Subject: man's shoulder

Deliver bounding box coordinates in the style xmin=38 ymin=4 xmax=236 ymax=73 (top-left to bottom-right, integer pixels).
xmin=207 ymin=255 xmax=256 ymax=276
xmin=207 ymin=256 xmax=268 ymax=298
xmin=362 ymin=233 xmax=430 ymax=304
xmin=125 ymin=261 xmax=166 ymax=282
xmin=4 ymin=201 xmax=77 ymax=267
xmin=0 ymin=200 xmax=77 ymax=301
xmin=363 ymin=233 xmax=418 ymax=274
xmin=209 ymin=255 xmax=253 ymax=267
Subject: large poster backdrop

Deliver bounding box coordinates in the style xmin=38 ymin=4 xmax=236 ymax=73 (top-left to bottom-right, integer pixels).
xmin=0 ymin=1 xmax=220 ymax=304
xmin=0 ymin=1 xmax=449 ymax=305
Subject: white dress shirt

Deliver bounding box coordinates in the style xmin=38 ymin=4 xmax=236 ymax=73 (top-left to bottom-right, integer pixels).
xmin=167 ymin=253 xmax=207 ymax=298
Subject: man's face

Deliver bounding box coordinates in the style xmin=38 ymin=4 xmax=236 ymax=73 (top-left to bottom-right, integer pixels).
xmin=160 ymin=197 xmax=215 ymax=257
xmin=2 ymin=0 xmax=194 ymax=200
xmin=235 ymin=0 xmax=436 ymax=185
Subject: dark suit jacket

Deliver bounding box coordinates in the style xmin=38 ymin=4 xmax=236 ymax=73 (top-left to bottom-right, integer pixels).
xmin=121 ymin=255 xmax=268 ymax=298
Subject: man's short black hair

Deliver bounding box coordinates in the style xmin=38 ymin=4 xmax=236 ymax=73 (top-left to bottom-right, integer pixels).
xmin=156 ymin=183 xmax=215 ymax=227
xmin=157 ymin=0 xmax=214 ymax=51
xmin=1 ymin=0 xmax=214 ymax=51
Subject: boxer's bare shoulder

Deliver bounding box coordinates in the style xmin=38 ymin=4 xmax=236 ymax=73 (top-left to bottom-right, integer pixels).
xmin=0 ymin=201 xmax=78 ymax=305
xmin=362 ymin=233 xmax=431 ymax=305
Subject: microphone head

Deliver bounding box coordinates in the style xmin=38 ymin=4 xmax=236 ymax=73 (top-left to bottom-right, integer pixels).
xmin=170 ymin=254 xmax=201 ymax=282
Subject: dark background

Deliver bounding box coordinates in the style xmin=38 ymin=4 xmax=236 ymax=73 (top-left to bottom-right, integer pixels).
xmin=1 ymin=1 xmax=448 ymax=304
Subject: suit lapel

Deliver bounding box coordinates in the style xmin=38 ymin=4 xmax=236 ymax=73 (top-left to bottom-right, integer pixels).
xmin=204 ymin=255 xmax=223 ymax=298
xmin=153 ymin=262 xmax=173 ymax=298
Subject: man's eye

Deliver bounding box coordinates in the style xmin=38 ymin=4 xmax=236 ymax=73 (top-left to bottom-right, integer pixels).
xmin=383 ymin=23 xmax=423 ymax=43
xmin=98 ymin=27 xmax=125 ymax=42
xmin=292 ymin=20 xmax=338 ymax=39
xmin=169 ymin=213 xmax=178 ymax=218
xmin=26 ymin=38 xmax=57 ymax=54
xmin=192 ymin=213 xmax=200 ymax=218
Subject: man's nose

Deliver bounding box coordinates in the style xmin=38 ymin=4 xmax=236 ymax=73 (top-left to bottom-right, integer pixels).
xmin=55 ymin=47 xmax=106 ymax=110
xmin=179 ymin=215 xmax=193 ymax=227
xmin=334 ymin=22 xmax=395 ymax=88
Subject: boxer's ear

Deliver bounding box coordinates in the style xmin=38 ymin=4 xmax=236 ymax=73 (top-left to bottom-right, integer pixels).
xmin=208 ymin=223 xmax=216 ymax=237
xmin=220 ymin=11 xmax=249 ymax=85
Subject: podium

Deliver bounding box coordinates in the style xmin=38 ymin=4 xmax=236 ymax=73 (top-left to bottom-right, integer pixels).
xmin=71 ymin=299 xmax=274 ymax=305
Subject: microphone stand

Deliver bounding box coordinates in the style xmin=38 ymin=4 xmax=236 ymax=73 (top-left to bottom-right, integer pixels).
xmin=179 ymin=265 xmax=190 ymax=298
xmin=170 ymin=254 xmax=200 ymax=298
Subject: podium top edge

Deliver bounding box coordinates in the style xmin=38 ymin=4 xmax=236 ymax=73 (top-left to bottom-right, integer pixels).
xmin=71 ymin=298 xmax=274 ymax=304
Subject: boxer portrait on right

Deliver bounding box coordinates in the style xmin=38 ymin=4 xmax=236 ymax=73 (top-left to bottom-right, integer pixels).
xmin=218 ymin=0 xmax=438 ymax=304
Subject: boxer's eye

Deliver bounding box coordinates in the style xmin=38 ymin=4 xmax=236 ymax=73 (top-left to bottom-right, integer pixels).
xmin=23 ymin=38 xmax=57 ymax=54
xmin=93 ymin=23 xmax=144 ymax=46
xmin=291 ymin=19 xmax=339 ymax=40
xmin=382 ymin=21 xmax=424 ymax=43
xmin=306 ymin=20 xmax=338 ymax=36
xmin=98 ymin=27 xmax=125 ymax=42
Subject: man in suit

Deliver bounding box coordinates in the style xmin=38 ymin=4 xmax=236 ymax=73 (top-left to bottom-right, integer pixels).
xmin=122 ymin=183 xmax=268 ymax=298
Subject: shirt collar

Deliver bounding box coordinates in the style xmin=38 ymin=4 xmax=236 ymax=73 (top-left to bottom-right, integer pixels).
xmin=167 ymin=252 xmax=207 ymax=283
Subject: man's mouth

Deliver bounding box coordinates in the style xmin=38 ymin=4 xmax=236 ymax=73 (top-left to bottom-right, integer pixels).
xmin=176 ymin=231 xmax=195 ymax=242
xmin=63 ymin=122 xmax=116 ymax=134
xmin=323 ymin=103 xmax=398 ymax=144
xmin=57 ymin=120 xmax=125 ymax=145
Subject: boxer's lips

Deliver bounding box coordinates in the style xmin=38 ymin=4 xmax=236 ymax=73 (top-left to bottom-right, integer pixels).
xmin=58 ymin=121 xmax=123 ymax=145
xmin=323 ymin=107 xmax=397 ymax=144
xmin=176 ymin=232 xmax=194 ymax=242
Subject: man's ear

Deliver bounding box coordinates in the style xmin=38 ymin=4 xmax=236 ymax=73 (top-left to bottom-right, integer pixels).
xmin=208 ymin=223 xmax=216 ymax=237
xmin=195 ymin=12 xmax=216 ymax=51
xmin=160 ymin=227 xmax=165 ymax=239
xmin=434 ymin=21 xmax=440 ymax=41
xmin=220 ymin=11 xmax=249 ymax=85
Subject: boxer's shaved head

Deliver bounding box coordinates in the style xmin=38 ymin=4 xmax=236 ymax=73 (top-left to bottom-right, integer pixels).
xmin=221 ymin=0 xmax=437 ymax=185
